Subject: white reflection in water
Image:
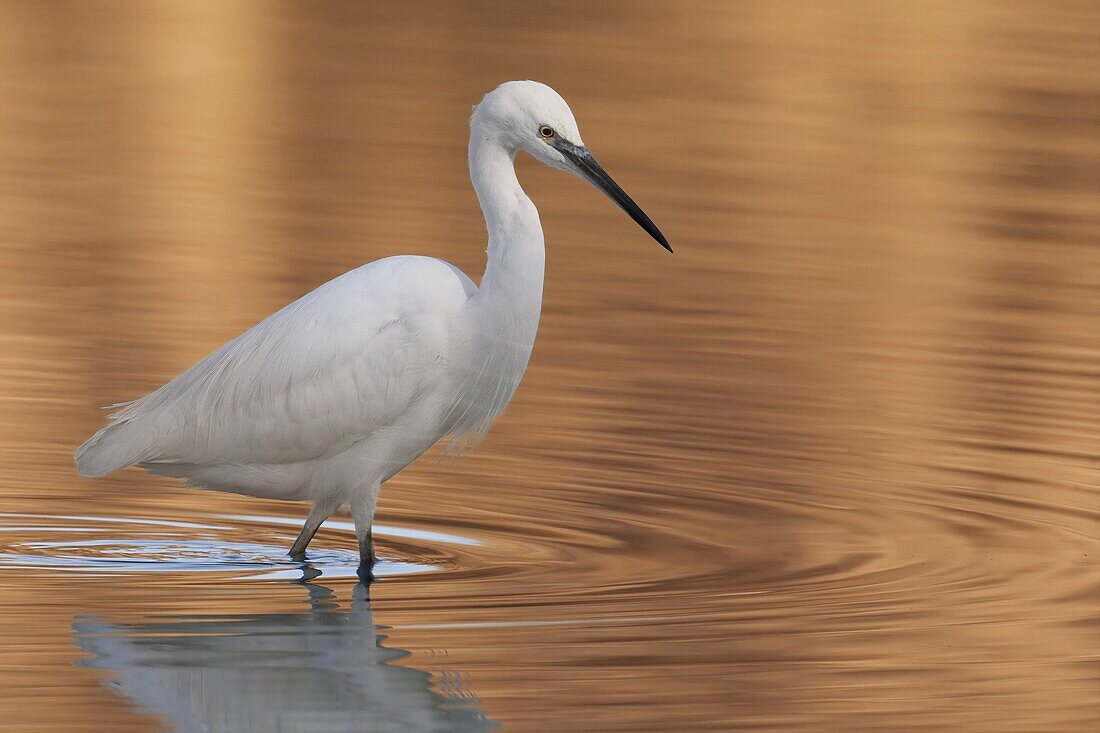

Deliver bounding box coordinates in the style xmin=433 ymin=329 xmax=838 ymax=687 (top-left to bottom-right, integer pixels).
xmin=73 ymin=581 xmax=495 ymax=733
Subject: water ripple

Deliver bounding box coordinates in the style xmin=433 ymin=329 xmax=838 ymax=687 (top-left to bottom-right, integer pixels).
xmin=0 ymin=513 xmax=444 ymax=580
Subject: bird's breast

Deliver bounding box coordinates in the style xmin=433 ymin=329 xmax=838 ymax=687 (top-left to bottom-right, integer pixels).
xmin=440 ymin=303 xmax=539 ymax=450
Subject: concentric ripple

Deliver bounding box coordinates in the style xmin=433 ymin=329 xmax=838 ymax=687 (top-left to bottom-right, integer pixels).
xmin=0 ymin=512 xmax=467 ymax=580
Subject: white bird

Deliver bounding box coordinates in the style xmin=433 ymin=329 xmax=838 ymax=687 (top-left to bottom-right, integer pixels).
xmin=75 ymin=80 xmax=671 ymax=580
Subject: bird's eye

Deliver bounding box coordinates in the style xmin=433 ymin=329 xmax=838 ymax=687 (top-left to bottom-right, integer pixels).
xmin=538 ymin=125 xmax=555 ymax=139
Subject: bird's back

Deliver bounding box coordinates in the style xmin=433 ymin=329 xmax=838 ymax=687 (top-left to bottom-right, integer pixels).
xmin=75 ymin=256 xmax=476 ymax=480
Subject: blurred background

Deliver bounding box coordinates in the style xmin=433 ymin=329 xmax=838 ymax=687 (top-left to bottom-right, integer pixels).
xmin=1 ymin=1 xmax=1098 ymax=731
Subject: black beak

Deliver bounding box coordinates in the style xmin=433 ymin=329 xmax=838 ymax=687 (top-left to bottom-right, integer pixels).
xmin=551 ymin=138 xmax=673 ymax=253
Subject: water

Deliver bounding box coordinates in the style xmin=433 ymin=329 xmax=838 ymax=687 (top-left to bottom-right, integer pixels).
xmin=1 ymin=2 xmax=1098 ymax=731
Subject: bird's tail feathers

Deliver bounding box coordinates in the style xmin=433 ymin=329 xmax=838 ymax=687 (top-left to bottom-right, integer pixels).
xmin=74 ymin=410 xmax=158 ymax=478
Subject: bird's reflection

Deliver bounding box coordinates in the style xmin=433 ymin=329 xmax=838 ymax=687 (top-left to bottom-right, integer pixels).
xmin=72 ymin=573 xmax=496 ymax=732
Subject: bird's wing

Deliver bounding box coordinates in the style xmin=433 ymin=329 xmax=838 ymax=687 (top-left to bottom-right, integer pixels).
xmin=102 ymin=256 xmax=474 ymax=469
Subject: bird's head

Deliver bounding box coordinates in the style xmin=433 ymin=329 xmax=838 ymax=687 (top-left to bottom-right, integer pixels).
xmin=471 ymin=80 xmax=672 ymax=253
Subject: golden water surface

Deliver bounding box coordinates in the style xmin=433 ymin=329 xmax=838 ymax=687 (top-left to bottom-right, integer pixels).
xmin=1 ymin=2 xmax=1098 ymax=731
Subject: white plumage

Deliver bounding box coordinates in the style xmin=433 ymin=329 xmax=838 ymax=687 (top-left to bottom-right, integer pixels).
xmin=76 ymin=80 xmax=670 ymax=579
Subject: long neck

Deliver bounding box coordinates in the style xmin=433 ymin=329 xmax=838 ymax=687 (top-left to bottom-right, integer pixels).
xmin=468 ymin=134 xmax=546 ymax=316
xmin=443 ymin=133 xmax=546 ymax=446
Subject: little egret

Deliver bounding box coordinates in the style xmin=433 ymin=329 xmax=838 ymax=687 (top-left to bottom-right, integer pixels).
xmin=75 ymin=81 xmax=671 ymax=580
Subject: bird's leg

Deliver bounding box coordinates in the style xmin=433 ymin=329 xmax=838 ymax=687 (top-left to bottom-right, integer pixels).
xmin=289 ymin=497 xmax=340 ymax=559
xmin=349 ymin=485 xmax=380 ymax=582
xmin=360 ymin=527 xmax=375 ymax=566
